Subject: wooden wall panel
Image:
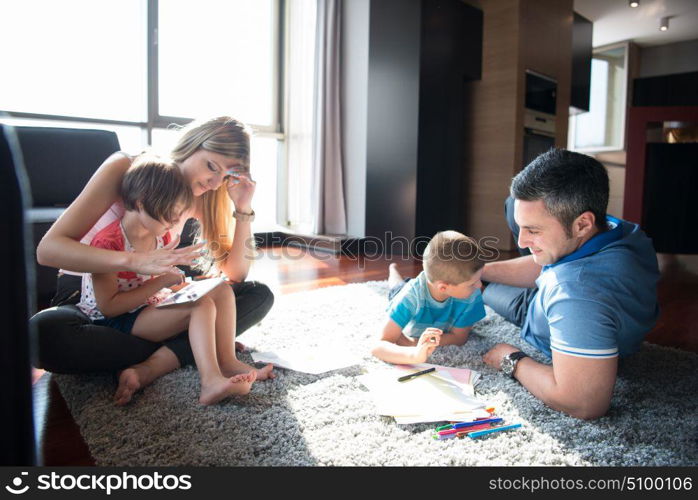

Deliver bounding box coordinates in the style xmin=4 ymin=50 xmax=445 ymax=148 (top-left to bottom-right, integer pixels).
xmin=521 ymin=0 xmax=572 ymax=149
xmin=462 ymin=0 xmax=573 ymax=250
xmin=463 ymin=0 xmax=522 ymax=247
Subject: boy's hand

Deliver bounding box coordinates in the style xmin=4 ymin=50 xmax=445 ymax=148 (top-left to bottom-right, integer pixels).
xmin=414 ymin=328 xmax=442 ymax=363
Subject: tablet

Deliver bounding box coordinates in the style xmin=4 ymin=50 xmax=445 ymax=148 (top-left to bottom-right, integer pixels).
xmin=155 ymin=277 xmax=226 ymax=307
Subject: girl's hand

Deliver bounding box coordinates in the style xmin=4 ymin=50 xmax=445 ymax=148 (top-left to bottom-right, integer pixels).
xmin=168 ymin=281 xmax=190 ymax=292
xmin=130 ymin=235 xmax=206 ymax=275
xmin=225 ymin=168 xmax=256 ymax=213
xmin=159 ymin=270 xmax=185 ymax=288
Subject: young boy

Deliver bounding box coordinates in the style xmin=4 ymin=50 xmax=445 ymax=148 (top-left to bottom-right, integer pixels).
xmin=371 ymin=231 xmax=486 ymax=364
xmin=77 ymin=154 xmax=270 ymax=405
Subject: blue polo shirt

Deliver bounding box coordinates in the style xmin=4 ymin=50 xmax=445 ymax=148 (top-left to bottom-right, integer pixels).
xmin=521 ymin=216 xmax=660 ymax=359
xmin=388 ymin=271 xmax=486 ymax=338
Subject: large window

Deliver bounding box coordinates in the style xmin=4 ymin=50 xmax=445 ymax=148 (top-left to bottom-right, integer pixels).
xmin=158 ymin=0 xmax=278 ymax=129
xmin=0 ymin=0 xmax=147 ymax=122
xmin=0 ymin=0 xmax=282 ymax=230
xmin=569 ymin=43 xmax=629 ymax=153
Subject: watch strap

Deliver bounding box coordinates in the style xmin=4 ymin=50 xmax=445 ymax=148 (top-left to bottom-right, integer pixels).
xmin=504 ymin=351 xmax=529 ymax=378
xmin=233 ymin=209 xmax=255 ymax=222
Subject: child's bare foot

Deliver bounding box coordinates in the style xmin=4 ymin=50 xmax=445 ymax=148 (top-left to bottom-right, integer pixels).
xmin=221 ymin=360 xmax=276 ymax=381
xmin=253 ymin=363 xmax=275 ymax=380
xmin=114 ymin=367 xmax=146 ymax=406
xmin=388 ymin=263 xmax=404 ymax=288
xmin=199 ymin=371 xmax=257 ymax=405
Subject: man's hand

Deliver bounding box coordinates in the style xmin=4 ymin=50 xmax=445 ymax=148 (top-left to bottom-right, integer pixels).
xmin=413 ymin=328 xmax=442 ymax=363
xmin=483 ymin=343 xmax=520 ymax=371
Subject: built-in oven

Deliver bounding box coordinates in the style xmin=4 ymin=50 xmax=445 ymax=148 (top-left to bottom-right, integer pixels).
xmin=523 ymin=70 xmax=557 ymax=168
xmin=523 ymin=109 xmax=556 ymax=167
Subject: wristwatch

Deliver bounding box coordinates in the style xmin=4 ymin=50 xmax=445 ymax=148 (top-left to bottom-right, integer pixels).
xmin=501 ymin=351 xmax=529 ymax=378
xmin=233 ymin=209 xmax=255 ymax=222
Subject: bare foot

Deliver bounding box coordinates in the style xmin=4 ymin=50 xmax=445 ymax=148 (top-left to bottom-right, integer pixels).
xmin=114 ymin=367 xmax=146 ymax=406
xmin=388 ymin=263 xmax=404 ymax=288
xmin=221 ymin=360 xmax=276 ymax=381
xmin=199 ymin=371 xmax=257 ymax=405
xmin=254 ymin=363 xmax=275 ymax=380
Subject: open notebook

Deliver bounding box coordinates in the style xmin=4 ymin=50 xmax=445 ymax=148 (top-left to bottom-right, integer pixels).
xmin=155 ymin=277 xmax=226 ymax=308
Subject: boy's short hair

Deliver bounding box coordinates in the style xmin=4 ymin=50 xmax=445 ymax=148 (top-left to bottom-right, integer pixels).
xmin=121 ymin=153 xmax=193 ymax=224
xmin=423 ymin=231 xmax=485 ymax=284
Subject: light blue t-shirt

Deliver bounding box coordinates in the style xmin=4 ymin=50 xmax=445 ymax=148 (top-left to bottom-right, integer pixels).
xmin=388 ymin=271 xmax=486 ymax=338
xmin=521 ymin=216 xmax=660 ymax=360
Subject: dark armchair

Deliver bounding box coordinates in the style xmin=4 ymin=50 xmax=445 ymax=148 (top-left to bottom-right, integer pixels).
xmin=13 ymin=126 xmax=121 ymax=306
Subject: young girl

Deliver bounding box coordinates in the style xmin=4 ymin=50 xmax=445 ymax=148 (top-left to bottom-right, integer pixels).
xmin=76 ymin=154 xmax=270 ymax=405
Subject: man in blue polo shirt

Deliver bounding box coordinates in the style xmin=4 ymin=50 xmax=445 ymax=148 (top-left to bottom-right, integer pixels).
xmin=481 ymin=149 xmax=660 ymax=420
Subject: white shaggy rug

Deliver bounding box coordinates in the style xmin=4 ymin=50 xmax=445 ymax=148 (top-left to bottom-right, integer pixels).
xmin=54 ymin=281 xmax=698 ymax=466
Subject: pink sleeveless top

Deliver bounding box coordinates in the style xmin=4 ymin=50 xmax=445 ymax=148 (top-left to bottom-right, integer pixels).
xmin=60 ymin=152 xmax=193 ymax=276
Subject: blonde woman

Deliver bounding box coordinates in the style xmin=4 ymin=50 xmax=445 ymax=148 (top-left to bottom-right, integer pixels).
xmin=31 ymin=117 xmax=275 ymax=403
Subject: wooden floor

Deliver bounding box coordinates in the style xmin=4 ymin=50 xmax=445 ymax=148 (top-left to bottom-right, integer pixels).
xmin=32 ymin=247 xmax=698 ymax=465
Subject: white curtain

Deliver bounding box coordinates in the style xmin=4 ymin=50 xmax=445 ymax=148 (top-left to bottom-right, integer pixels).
xmin=311 ymin=0 xmax=347 ymax=235
xmin=285 ymin=0 xmax=317 ymax=231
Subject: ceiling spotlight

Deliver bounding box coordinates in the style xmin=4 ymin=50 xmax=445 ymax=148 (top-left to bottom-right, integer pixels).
xmin=629 ymin=0 xmax=639 ymax=7
xmin=659 ymin=16 xmax=669 ymax=31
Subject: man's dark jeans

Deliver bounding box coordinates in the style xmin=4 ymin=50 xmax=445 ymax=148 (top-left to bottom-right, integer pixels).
xmin=482 ymin=196 xmax=537 ymax=327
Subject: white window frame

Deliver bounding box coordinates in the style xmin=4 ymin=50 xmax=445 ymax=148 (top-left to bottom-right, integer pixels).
xmin=1 ymin=0 xmax=286 ymax=213
xmin=568 ymin=41 xmax=630 ymax=154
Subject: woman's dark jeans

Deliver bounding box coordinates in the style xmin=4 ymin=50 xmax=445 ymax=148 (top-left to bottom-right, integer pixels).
xmin=31 ymin=274 xmax=274 ymax=373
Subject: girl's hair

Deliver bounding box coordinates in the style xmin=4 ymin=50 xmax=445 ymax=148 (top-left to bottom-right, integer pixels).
xmin=121 ymin=153 xmax=193 ymax=224
xmin=169 ymin=117 xmax=252 ymax=270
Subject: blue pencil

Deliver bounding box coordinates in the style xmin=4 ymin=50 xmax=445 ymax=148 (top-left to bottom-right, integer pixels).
xmin=453 ymin=418 xmax=503 ymax=429
xmin=467 ymin=423 xmax=522 ymax=439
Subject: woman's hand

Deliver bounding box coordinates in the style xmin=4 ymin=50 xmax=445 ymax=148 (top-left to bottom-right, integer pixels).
xmin=130 ymin=235 xmax=206 ymax=276
xmin=225 ymin=168 xmax=256 ymax=213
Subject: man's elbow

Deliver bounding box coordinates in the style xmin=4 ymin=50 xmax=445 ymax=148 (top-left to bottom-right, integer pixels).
xmin=566 ymin=401 xmax=611 ymax=421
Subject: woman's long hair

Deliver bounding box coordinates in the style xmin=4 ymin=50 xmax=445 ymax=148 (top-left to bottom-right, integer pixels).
xmin=170 ymin=116 xmax=251 ymax=273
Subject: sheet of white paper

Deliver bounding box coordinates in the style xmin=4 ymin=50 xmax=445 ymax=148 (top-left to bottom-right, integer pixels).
xmin=251 ymin=348 xmax=360 ymax=375
xmin=393 ymin=408 xmax=492 ymax=425
xmin=427 ymin=371 xmax=475 ymax=397
xmin=394 ymin=363 xmax=480 ymax=396
xmin=359 ymin=369 xmax=485 ymax=418
xmin=396 ymin=363 xmax=481 ymax=388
